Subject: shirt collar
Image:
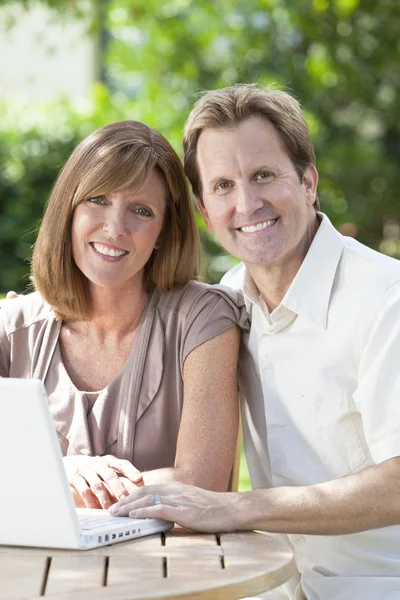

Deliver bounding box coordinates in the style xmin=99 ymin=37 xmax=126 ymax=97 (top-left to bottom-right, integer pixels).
xmin=243 ymin=269 xmax=261 ymax=309
xmin=281 ymin=213 xmax=344 ymax=329
xmin=242 ymin=213 xmax=344 ymax=330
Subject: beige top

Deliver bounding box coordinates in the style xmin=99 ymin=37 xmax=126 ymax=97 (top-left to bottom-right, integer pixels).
xmin=0 ymin=282 xmax=249 ymax=470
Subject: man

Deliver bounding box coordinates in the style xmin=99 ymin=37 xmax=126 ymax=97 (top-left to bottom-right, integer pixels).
xmin=111 ymin=84 xmax=400 ymax=599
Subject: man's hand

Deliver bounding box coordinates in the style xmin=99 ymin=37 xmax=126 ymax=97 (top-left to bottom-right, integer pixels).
xmin=109 ymin=458 xmax=400 ymax=536
xmin=109 ymin=482 xmax=241 ymax=532
xmin=64 ymin=455 xmax=143 ymax=510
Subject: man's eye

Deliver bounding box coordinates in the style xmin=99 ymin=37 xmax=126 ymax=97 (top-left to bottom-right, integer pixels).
xmin=216 ymin=181 xmax=231 ymax=191
xmin=255 ymin=172 xmax=273 ymax=181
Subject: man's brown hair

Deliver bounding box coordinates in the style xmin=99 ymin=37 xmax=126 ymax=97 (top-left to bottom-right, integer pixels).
xmin=183 ymin=83 xmax=319 ymax=209
xmin=32 ymin=120 xmax=200 ymax=321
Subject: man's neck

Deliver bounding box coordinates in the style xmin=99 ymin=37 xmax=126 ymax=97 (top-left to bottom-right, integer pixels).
xmin=246 ymin=215 xmax=320 ymax=313
xmin=246 ymin=259 xmax=302 ymax=313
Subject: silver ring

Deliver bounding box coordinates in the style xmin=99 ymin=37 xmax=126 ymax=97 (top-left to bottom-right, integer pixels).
xmin=153 ymin=494 xmax=162 ymax=505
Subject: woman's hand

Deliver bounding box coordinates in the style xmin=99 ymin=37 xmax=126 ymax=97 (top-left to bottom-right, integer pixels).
xmin=64 ymin=455 xmax=143 ymax=510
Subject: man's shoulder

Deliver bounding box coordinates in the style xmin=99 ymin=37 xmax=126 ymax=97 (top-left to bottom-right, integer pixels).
xmin=0 ymin=292 xmax=53 ymax=334
xmin=220 ymin=262 xmax=247 ymax=291
xmin=341 ymin=236 xmax=400 ymax=291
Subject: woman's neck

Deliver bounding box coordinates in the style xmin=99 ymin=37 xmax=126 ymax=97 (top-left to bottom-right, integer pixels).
xmin=67 ymin=280 xmax=150 ymax=340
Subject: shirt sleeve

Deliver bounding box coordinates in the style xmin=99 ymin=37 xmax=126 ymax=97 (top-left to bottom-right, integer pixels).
xmin=181 ymin=286 xmax=249 ymax=368
xmin=0 ymin=306 xmax=11 ymax=377
xmin=353 ymin=280 xmax=400 ymax=463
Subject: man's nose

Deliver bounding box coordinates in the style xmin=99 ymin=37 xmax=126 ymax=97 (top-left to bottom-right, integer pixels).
xmin=235 ymin=185 xmax=264 ymax=216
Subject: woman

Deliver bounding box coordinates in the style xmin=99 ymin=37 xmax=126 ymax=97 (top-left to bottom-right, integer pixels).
xmin=0 ymin=121 xmax=248 ymax=510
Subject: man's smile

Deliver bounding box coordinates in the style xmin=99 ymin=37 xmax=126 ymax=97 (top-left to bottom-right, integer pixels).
xmin=237 ymin=218 xmax=279 ymax=234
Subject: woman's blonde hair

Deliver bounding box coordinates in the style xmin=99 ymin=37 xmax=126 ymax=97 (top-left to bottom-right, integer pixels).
xmin=32 ymin=120 xmax=200 ymax=321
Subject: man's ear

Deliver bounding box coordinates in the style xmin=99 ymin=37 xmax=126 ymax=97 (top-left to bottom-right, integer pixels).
xmin=196 ymin=196 xmax=214 ymax=233
xmin=302 ymin=164 xmax=319 ymax=206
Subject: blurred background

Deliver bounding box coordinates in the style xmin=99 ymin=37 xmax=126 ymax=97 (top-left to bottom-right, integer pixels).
xmin=0 ymin=0 xmax=399 ymax=295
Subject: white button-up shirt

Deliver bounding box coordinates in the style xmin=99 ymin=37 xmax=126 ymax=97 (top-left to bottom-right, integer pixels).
xmin=222 ymin=214 xmax=400 ymax=599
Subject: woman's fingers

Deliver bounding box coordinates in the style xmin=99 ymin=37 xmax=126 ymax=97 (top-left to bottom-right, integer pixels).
xmin=118 ymin=476 xmax=143 ymax=494
xmin=97 ymin=463 xmax=130 ymax=501
xmin=70 ymin=474 xmax=101 ymax=509
xmin=70 ymin=485 xmax=86 ymax=508
xmin=107 ymin=456 xmax=143 ymax=484
xmin=63 ymin=455 xmax=143 ymax=510
xmin=82 ymin=468 xmax=115 ymax=509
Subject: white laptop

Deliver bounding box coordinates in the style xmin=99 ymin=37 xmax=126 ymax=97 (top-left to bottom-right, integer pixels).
xmin=0 ymin=378 xmax=173 ymax=549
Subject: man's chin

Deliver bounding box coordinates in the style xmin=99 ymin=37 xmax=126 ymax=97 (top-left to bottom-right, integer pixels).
xmin=225 ymin=244 xmax=281 ymax=267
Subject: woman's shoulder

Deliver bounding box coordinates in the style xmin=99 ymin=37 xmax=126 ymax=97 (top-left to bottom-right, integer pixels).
xmin=157 ymin=281 xmax=249 ymax=331
xmin=159 ymin=280 xmax=245 ymax=312
xmin=0 ymin=291 xmax=53 ymax=334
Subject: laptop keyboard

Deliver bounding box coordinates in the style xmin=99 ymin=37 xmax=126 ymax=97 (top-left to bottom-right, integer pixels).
xmin=79 ymin=514 xmax=129 ymax=531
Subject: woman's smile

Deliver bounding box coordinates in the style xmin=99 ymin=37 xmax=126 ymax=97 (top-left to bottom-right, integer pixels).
xmin=90 ymin=241 xmax=129 ymax=261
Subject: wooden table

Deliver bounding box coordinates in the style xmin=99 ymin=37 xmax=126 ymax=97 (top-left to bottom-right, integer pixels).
xmin=0 ymin=528 xmax=294 ymax=600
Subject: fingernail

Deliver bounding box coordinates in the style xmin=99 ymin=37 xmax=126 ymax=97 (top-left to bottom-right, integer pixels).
xmin=129 ymin=510 xmax=138 ymax=518
xmin=118 ymin=492 xmax=128 ymax=500
xmin=109 ymin=506 xmax=117 ymax=514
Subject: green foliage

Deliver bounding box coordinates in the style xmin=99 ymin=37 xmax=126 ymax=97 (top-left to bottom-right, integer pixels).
xmin=1 ymin=0 xmax=400 ymax=293
xmin=238 ymin=447 xmax=252 ymax=492
xmin=0 ymin=123 xmax=77 ymax=292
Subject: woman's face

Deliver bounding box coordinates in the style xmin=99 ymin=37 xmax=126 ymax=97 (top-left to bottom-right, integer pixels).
xmin=71 ymin=169 xmax=166 ymax=294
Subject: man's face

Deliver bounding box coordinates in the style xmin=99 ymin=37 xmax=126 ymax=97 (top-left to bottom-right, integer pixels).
xmin=196 ymin=116 xmax=318 ymax=269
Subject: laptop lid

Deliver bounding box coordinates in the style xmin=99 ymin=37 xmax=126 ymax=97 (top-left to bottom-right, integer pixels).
xmin=0 ymin=378 xmax=82 ymax=548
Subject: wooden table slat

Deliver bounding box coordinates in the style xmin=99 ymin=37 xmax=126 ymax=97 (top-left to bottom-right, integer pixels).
xmin=108 ymin=555 xmax=164 ymax=585
xmin=164 ymin=530 xmax=218 ymax=548
xmin=167 ymin=553 xmax=223 ymax=576
xmin=0 ymin=556 xmax=48 ymax=599
xmin=45 ymin=555 xmax=105 ymax=595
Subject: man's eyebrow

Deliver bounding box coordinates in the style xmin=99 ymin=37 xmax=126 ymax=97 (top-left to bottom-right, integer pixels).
xmin=207 ymin=175 xmax=230 ymax=188
xmin=207 ymin=165 xmax=274 ymax=188
xmin=250 ymin=165 xmax=274 ymax=176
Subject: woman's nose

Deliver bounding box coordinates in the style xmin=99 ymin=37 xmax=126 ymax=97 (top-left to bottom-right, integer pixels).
xmin=103 ymin=211 xmax=127 ymax=238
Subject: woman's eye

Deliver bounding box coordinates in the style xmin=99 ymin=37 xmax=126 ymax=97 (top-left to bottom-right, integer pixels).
xmin=134 ymin=207 xmax=152 ymax=217
xmin=88 ymin=196 xmax=106 ymax=205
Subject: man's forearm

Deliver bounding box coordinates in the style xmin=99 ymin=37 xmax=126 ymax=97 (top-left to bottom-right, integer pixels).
xmin=236 ymin=457 xmax=400 ymax=535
